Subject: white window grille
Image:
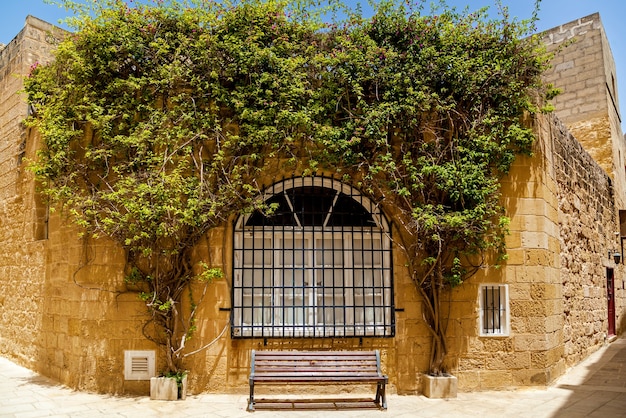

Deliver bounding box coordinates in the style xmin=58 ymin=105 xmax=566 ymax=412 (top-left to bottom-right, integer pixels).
xmin=232 ymin=176 xmax=394 ymax=338
xmin=479 ymin=284 xmax=510 ymax=336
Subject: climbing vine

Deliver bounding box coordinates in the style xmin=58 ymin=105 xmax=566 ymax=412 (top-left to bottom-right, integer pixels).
xmin=25 ymin=0 xmax=553 ymax=375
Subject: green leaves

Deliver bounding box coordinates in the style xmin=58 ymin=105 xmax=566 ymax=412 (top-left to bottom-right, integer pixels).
xmin=315 ymin=3 xmax=549 ymax=274
xmin=27 ymin=0 xmax=551 ymax=371
xmin=26 ymin=0 xmax=552 ymax=282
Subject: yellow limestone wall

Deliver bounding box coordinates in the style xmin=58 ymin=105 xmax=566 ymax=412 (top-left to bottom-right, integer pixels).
xmin=541 ymin=13 xmax=626 ymax=207
xmin=449 ymin=114 xmax=565 ymax=390
xmin=541 ymin=12 xmax=626 ymax=359
xmin=1 ymin=15 xmax=624 ymax=397
xmin=0 ymin=17 xmax=62 ymax=368
xmin=15 ymin=114 xmax=570 ymax=396
xmin=549 ymin=114 xmax=625 ymax=365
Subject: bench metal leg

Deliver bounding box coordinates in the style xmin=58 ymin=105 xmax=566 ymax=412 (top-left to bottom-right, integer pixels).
xmin=248 ymin=381 xmax=255 ymax=412
xmin=376 ymin=382 xmax=387 ymax=410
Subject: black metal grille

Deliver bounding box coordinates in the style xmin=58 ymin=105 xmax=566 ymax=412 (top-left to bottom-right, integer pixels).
xmin=481 ymin=285 xmax=506 ymax=335
xmin=232 ymin=176 xmax=394 ymax=338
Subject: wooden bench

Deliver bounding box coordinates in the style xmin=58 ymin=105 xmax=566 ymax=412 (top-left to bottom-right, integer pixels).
xmin=248 ymin=350 xmax=388 ymax=411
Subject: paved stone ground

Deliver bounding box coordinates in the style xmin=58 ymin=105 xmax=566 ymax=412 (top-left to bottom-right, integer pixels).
xmin=1 ymin=337 xmax=626 ymax=417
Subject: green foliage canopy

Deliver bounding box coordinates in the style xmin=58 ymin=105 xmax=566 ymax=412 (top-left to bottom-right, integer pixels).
xmin=25 ymin=0 xmax=552 ymax=373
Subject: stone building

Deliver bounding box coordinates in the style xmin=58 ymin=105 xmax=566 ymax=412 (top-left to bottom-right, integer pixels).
xmin=0 ymin=13 xmax=624 ymax=396
xmin=540 ymin=12 xmax=626 ymax=367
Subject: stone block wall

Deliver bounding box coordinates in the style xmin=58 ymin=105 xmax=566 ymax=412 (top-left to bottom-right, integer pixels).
xmin=542 ymin=14 xmax=609 ymax=123
xmin=452 ymin=113 xmax=564 ymax=391
xmin=18 ymin=112 xmax=620 ymax=396
xmin=0 ymin=16 xmax=64 ymax=368
xmin=0 ymin=16 xmax=152 ymax=394
xmin=1 ymin=14 xmax=625 ymax=397
xmin=542 ymin=12 xmax=626 ymax=358
xmin=39 ymin=216 xmax=151 ymax=393
xmin=542 ymin=13 xmax=626 ymax=208
xmin=550 ymin=114 xmax=623 ymax=365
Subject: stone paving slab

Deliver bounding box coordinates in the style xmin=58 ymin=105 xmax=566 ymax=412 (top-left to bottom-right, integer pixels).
xmin=1 ymin=337 xmax=625 ymax=418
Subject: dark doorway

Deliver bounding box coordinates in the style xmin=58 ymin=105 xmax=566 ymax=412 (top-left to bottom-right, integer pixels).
xmin=607 ymin=268 xmax=616 ymax=337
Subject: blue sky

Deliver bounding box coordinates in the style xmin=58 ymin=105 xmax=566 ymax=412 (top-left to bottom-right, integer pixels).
xmin=2 ymin=0 xmax=626 ymax=121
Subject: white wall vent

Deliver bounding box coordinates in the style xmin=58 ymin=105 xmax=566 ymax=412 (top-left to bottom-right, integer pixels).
xmin=124 ymin=350 xmax=156 ymax=380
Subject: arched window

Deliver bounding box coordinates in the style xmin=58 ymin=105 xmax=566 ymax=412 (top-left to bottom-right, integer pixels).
xmin=232 ymin=176 xmax=394 ymax=338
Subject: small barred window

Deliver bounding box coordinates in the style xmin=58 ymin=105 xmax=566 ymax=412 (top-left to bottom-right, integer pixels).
xmin=479 ymin=284 xmax=509 ymax=336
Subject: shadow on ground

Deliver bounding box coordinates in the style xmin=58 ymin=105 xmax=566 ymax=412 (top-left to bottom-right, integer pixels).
xmin=550 ymin=337 xmax=626 ymax=418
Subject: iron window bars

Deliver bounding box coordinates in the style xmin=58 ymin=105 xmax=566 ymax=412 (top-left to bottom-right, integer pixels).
xmin=232 ymin=176 xmax=394 ymax=338
xmin=479 ymin=284 xmax=509 ymax=336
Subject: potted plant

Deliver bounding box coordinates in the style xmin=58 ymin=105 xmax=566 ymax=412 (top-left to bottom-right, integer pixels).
xmin=151 ymin=371 xmax=188 ymax=401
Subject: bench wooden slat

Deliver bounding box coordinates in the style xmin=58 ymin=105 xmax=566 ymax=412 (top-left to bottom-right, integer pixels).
xmin=254 ymin=369 xmax=380 ymax=375
xmin=253 ymin=376 xmax=386 ymax=381
xmin=254 ymin=352 xmax=378 ymax=356
xmin=253 ymin=371 xmax=384 ymax=376
xmin=253 ymin=357 xmax=378 ymax=360
xmin=254 ymin=352 xmax=378 ymax=358
xmin=248 ymin=350 xmax=387 ymax=412
xmin=254 ymin=370 xmax=383 ymax=379
xmin=254 ymin=363 xmax=379 ymax=369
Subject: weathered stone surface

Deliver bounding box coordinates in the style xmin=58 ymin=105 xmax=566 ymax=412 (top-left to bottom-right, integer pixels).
xmin=0 ymin=13 xmax=624 ymax=397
